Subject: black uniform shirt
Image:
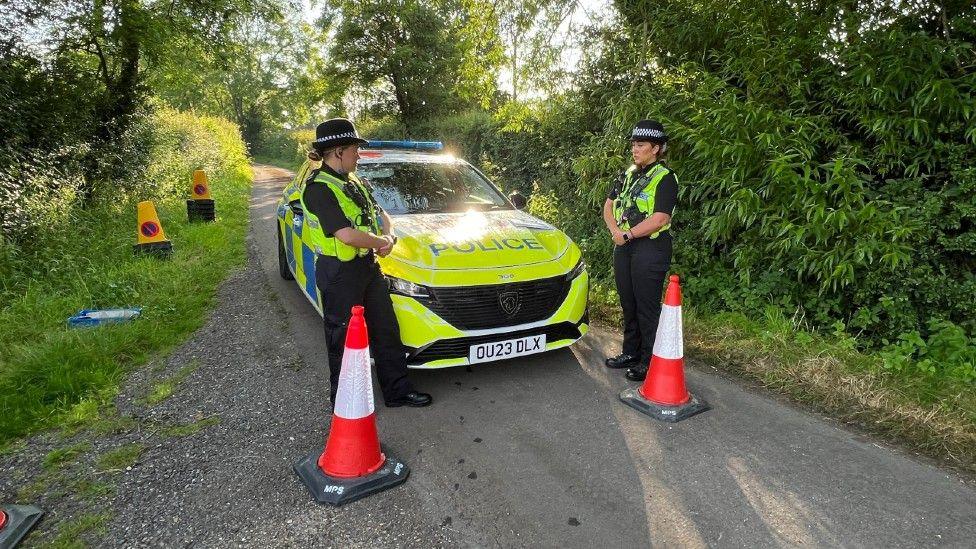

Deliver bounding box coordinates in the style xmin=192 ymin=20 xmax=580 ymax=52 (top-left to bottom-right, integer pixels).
xmin=607 ymin=161 xmax=678 ymax=216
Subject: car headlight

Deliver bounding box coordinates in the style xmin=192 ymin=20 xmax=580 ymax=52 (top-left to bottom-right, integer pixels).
xmin=565 ymin=258 xmax=586 ymax=281
xmin=388 ymin=276 xmax=431 ymax=298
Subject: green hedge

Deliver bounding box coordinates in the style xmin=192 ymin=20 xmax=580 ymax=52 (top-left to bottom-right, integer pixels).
xmin=0 ymin=108 xmax=251 ymax=444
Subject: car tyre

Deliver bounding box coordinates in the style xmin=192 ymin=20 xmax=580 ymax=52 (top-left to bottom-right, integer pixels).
xmin=277 ymin=223 xmax=294 ymax=280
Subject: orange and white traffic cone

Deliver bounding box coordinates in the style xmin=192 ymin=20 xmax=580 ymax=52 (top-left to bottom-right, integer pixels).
xmin=133 ymin=200 xmax=173 ymax=257
xmin=0 ymin=504 xmax=44 ymax=548
xmin=619 ymin=275 xmax=709 ymax=422
xmin=186 ymin=169 xmax=216 ymax=222
xmin=293 ymin=305 xmax=409 ymax=505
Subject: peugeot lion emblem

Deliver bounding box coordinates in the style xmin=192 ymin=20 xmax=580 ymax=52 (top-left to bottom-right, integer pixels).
xmin=498 ymin=290 xmax=521 ymax=316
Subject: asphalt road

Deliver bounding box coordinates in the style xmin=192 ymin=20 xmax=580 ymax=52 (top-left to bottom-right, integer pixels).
xmin=251 ymin=165 xmax=976 ymax=548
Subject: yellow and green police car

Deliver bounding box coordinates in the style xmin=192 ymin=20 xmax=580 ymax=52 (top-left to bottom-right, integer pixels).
xmin=275 ymin=140 xmax=588 ymax=368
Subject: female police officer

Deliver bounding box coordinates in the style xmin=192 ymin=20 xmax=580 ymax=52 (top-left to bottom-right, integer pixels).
xmin=302 ymin=118 xmax=432 ymax=408
xmin=602 ymin=120 xmax=679 ymax=382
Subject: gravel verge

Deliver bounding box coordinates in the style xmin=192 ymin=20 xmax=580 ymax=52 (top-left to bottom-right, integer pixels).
xmin=1 ymin=241 xmax=458 ymax=548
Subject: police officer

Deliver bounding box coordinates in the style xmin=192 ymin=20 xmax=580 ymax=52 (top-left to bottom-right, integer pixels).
xmin=302 ymin=118 xmax=432 ymax=408
xmin=602 ymin=120 xmax=679 ymax=381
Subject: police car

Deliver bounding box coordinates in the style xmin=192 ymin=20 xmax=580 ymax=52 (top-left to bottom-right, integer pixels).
xmin=275 ymin=140 xmax=589 ymax=368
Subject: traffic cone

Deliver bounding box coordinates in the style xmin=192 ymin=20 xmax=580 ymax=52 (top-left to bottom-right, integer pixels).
xmin=186 ymin=169 xmax=216 ymax=222
xmin=133 ymin=200 xmax=173 ymax=257
xmin=619 ymin=275 xmax=709 ymax=422
xmin=0 ymin=504 xmax=44 ymax=548
xmin=293 ymin=306 xmax=409 ymax=506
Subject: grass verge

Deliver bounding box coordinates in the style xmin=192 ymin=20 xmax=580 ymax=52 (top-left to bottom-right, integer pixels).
xmin=162 ymin=415 xmax=220 ymax=438
xmin=43 ymin=442 xmax=93 ymax=471
xmin=143 ymin=361 xmax=200 ymax=406
xmin=0 ymin=164 xmax=251 ymax=446
xmin=96 ymin=443 xmax=146 ymax=472
xmin=36 ymin=512 xmax=111 ymax=549
xmin=590 ymin=281 xmax=976 ymax=475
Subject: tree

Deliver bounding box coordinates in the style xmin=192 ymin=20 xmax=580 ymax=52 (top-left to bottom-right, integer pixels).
xmin=446 ymin=0 xmax=505 ymax=108
xmin=151 ymin=2 xmax=331 ymax=149
xmin=326 ymin=0 xmax=499 ymax=131
xmin=0 ymin=0 xmax=277 ymax=198
xmin=493 ymin=0 xmax=580 ymax=101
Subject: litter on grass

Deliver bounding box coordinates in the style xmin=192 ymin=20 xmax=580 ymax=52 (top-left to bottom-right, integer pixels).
xmin=68 ymin=308 xmax=143 ymax=328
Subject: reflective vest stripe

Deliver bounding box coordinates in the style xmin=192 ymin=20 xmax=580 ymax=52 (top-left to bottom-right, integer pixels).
xmin=299 ymin=170 xmax=381 ymax=261
xmin=612 ymin=164 xmax=674 ymax=238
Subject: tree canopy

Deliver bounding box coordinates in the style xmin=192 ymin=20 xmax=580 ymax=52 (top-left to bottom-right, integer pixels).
xmin=2 ymin=0 xmax=974 ymax=363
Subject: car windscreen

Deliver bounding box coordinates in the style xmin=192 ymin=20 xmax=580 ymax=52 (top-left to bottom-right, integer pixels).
xmin=356 ymin=161 xmax=511 ymax=215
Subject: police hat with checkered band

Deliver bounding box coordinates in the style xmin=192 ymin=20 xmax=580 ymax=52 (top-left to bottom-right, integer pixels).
xmin=312 ymin=118 xmax=369 ymax=151
xmin=628 ymin=119 xmax=668 ymax=144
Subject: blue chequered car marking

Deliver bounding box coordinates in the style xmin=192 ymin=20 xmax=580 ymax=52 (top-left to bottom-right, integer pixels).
xmin=302 ymin=243 xmax=317 ymax=303
xmin=284 ymin=223 xmax=296 ymax=270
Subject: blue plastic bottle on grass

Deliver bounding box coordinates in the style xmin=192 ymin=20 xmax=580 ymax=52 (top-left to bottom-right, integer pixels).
xmin=68 ymin=308 xmax=143 ymax=328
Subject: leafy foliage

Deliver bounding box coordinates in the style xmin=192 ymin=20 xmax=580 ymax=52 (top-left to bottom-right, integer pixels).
xmin=565 ymin=0 xmax=976 ymax=353
xmin=0 ymin=0 xmax=276 ymax=204
xmin=363 ymin=0 xmax=975 ymax=383
xmin=326 ymin=0 xmax=503 ymax=131
xmin=493 ymin=0 xmax=581 ymax=100
xmin=150 ymin=2 xmax=333 ymax=150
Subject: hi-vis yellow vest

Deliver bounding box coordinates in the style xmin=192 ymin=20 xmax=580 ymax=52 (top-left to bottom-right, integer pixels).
xmin=300 ymin=169 xmax=382 ymax=261
xmin=612 ymin=163 xmax=673 ymax=238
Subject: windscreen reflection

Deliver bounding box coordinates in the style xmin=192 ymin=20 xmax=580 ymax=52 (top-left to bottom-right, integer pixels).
xmin=357 ymin=162 xmax=511 ymax=215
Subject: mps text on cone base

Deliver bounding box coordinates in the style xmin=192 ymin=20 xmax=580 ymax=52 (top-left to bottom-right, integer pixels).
xmin=293 ymin=305 xmax=409 ymax=506
xmin=620 ymin=275 xmax=709 ymax=422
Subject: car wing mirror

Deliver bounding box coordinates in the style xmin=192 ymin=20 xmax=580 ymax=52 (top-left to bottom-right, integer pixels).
xmin=508 ymin=191 xmax=527 ymax=210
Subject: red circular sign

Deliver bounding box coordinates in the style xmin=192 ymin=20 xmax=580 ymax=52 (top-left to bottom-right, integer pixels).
xmin=0 ymin=509 xmax=7 ymax=530
xmin=194 ymin=184 xmax=207 ymax=196
xmin=141 ymin=221 xmax=160 ymax=238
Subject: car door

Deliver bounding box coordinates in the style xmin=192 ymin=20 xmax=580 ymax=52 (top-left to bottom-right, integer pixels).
xmin=282 ymin=162 xmax=311 ymax=273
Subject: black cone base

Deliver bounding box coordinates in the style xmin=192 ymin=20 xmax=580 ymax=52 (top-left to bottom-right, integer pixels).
xmin=133 ymin=241 xmax=173 ymax=258
xmin=186 ymin=199 xmax=216 ymax=222
xmin=293 ymin=446 xmax=409 ymax=506
xmin=619 ymin=386 xmax=710 ymax=423
xmin=0 ymin=504 xmax=44 ymax=548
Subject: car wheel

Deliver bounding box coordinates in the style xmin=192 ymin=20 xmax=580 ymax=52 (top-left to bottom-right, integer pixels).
xmin=277 ymin=223 xmax=294 ymax=280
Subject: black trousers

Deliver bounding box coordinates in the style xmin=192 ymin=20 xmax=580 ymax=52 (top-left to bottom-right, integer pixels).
xmin=613 ymin=237 xmax=670 ymax=368
xmin=315 ymin=254 xmax=414 ymax=403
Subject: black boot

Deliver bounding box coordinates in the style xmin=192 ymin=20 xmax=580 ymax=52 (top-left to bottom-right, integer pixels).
xmin=605 ymin=353 xmax=638 ymax=369
xmin=625 ymin=365 xmax=648 ymax=381
xmin=385 ymin=391 xmax=433 ymax=407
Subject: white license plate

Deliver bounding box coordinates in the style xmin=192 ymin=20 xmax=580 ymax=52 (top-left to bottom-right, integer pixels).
xmin=468 ymin=334 xmax=547 ymax=364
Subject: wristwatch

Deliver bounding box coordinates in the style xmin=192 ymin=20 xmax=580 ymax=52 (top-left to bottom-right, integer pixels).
xmin=622 ymin=232 xmax=631 ymax=242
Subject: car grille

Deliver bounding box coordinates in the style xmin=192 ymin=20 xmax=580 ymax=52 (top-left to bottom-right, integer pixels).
xmin=418 ymin=275 xmax=571 ymax=330
xmin=407 ymin=322 xmax=582 ymax=364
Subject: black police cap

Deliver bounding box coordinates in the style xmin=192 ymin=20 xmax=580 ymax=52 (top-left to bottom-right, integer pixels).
xmin=629 ymin=119 xmax=668 ymax=143
xmin=313 ymin=118 xmax=368 ymax=150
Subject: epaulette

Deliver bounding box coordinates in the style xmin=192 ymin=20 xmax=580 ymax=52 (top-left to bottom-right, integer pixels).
xmin=305 ymin=168 xmax=321 ymax=186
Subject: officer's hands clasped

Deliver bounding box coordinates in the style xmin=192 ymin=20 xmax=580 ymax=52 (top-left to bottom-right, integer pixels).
xmin=377 ymin=234 xmax=396 ymax=257
xmin=611 ymin=230 xmax=627 ymax=246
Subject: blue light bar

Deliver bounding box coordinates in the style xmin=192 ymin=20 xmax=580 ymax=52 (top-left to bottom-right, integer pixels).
xmin=365 ymin=140 xmax=444 ymax=151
